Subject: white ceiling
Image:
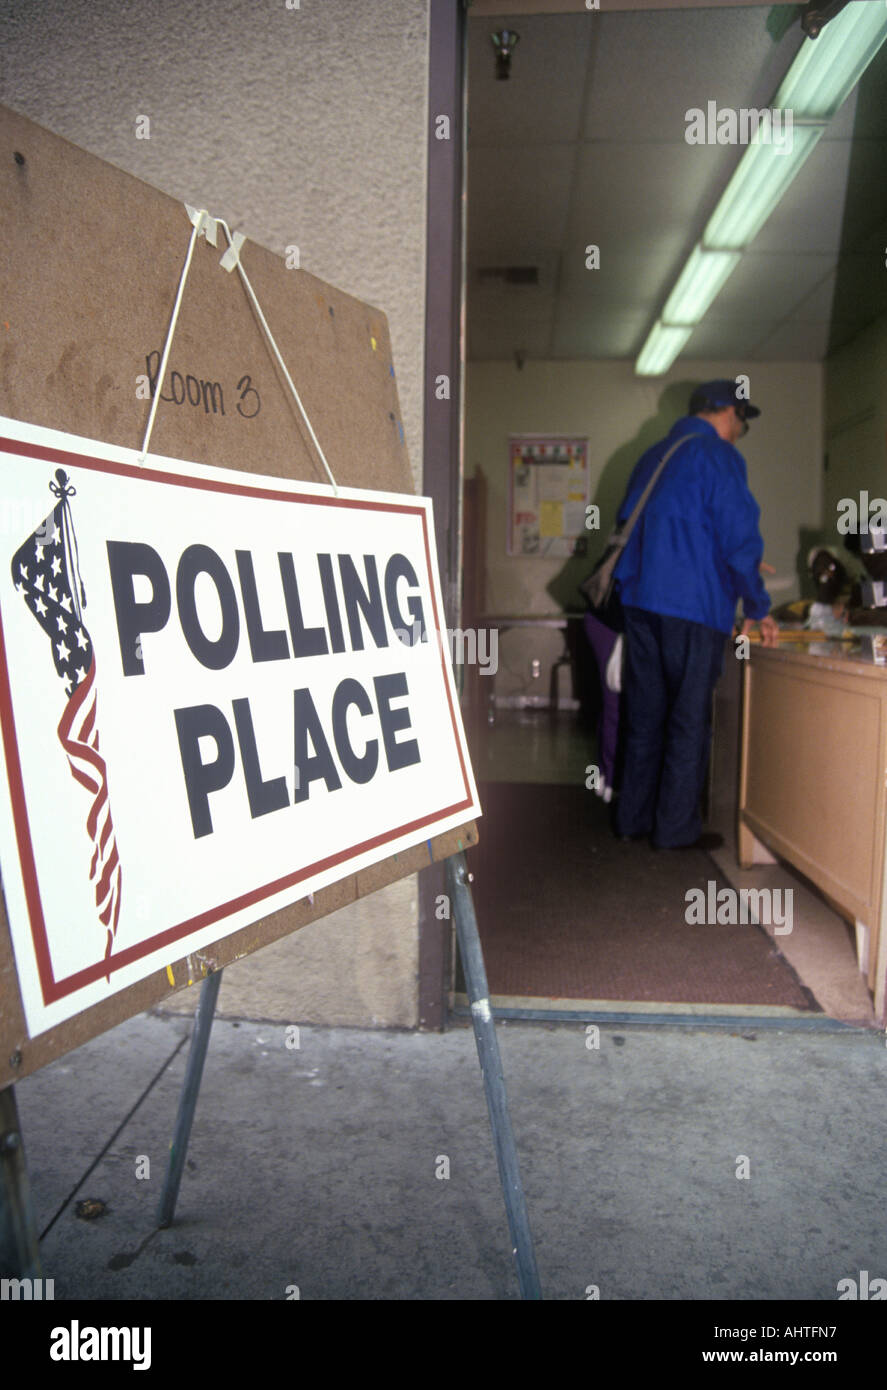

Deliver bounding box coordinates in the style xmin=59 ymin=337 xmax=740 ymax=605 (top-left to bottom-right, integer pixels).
xmin=466 ymin=3 xmax=887 ymax=364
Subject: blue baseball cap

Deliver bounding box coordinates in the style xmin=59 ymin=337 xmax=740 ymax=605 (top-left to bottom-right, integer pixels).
xmin=689 ymin=379 xmax=761 ymax=418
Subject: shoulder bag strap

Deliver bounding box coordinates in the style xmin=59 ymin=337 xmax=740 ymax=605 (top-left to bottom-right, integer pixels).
xmin=607 ymin=432 xmax=703 ymax=551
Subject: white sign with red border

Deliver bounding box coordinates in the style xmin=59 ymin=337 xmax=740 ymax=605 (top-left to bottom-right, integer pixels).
xmin=0 ymin=416 xmax=480 ymax=1037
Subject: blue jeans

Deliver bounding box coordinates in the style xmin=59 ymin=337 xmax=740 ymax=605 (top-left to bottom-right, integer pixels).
xmin=615 ymin=606 xmax=726 ymax=847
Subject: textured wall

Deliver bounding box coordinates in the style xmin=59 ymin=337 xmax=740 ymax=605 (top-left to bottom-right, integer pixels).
xmin=0 ymin=0 xmax=428 ymax=483
xmin=0 ymin=0 xmax=430 ymax=1027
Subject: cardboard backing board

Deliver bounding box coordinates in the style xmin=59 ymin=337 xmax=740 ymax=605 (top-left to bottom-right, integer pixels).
xmin=0 ymin=105 xmax=477 ymax=1085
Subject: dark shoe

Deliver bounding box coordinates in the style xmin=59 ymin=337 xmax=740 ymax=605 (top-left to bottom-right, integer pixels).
xmin=617 ymin=830 xmax=650 ymax=843
xmin=692 ymin=831 xmax=724 ymax=851
xmin=652 ymin=831 xmax=724 ymax=852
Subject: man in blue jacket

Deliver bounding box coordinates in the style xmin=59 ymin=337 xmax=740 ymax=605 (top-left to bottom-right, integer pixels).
xmin=613 ymin=379 xmax=779 ymax=850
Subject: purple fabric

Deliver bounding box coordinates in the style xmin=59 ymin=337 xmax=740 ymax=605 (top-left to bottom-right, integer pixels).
xmin=583 ymin=611 xmax=620 ymax=788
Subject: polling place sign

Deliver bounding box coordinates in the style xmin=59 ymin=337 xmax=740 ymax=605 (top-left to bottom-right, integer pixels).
xmin=0 ymin=416 xmax=480 ymax=1037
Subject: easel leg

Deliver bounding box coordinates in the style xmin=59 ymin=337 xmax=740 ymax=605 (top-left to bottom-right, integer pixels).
xmin=156 ymin=968 xmax=223 ymax=1229
xmin=0 ymin=1085 xmax=42 ymax=1279
xmin=446 ymin=853 xmax=542 ymax=1300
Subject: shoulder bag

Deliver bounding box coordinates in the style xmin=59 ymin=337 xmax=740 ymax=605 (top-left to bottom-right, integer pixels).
xmin=580 ymin=431 xmax=702 ymax=616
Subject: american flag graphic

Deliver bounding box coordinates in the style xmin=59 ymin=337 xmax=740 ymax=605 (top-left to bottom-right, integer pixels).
xmin=11 ymin=469 xmax=123 ymax=966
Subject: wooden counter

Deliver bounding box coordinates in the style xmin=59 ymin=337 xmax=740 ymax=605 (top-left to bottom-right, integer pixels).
xmin=739 ymin=642 xmax=887 ymax=1023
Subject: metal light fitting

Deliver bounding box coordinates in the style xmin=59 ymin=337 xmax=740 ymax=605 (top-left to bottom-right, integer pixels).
xmin=491 ymin=29 xmax=520 ymax=81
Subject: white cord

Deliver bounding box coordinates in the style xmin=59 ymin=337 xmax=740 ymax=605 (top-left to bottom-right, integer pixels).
xmin=137 ymin=207 xmax=339 ymax=494
xmin=215 ymin=217 xmax=338 ymax=494
xmin=137 ymin=210 xmax=206 ymax=464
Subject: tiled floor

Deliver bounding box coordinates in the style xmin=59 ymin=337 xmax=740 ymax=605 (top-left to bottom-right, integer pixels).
xmin=469 ymin=706 xmax=597 ymax=786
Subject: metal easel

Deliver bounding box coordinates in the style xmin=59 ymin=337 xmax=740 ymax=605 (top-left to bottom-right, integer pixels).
xmin=155 ymin=851 xmax=542 ymax=1300
xmin=0 ymin=1084 xmax=42 ymax=1281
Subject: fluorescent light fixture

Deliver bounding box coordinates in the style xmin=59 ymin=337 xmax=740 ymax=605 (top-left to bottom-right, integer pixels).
xmin=662 ymin=245 xmax=742 ymax=322
xmin=703 ymin=0 xmax=887 ymax=251
xmin=634 ymin=1 xmax=887 ymax=375
xmin=703 ymin=124 xmax=823 ymax=248
xmin=635 ymin=322 xmax=693 ymax=376
xmin=774 ymin=1 xmax=887 ymax=120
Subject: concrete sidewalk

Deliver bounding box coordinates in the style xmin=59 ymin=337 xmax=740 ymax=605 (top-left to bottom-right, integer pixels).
xmin=12 ymin=1009 xmax=887 ymax=1301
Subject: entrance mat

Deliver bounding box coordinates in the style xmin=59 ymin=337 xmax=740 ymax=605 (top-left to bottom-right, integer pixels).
xmin=464 ymin=782 xmax=820 ymax=1010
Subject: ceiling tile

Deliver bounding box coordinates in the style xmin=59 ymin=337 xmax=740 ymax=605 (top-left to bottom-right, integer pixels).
xmin=682 ymin=317 xmax=781 ymax=358
xmin=751 ymin=321 xmax=831 ymax=359
xmin=581 ymin=8 xmax=803 ymax=143
xmin=465 ymin=5 xmax=887 ymax=366
xmin=469 ymin=315 xmax=554 ymax=361
xmin=566 ymin=141 xmax=735 ymax=258
xmin=713 ymin=252 xmax=835 ymax=319
xmin=468 ymin=13 xmax=592 ymax=147
xmin=558 ymin=244 xmax=690 ymax=308
xmin=470 ymin=281 xmax=557 ymax=321
xmin=468 ymin=144 xmax=576 ymax=261
xmin=549 ymin=307 xmax=650 ymax=359
xmin=790 ymin=269 xmax=837 ymax=323
xmin=748 ymin=137 xmax=854 ymax=254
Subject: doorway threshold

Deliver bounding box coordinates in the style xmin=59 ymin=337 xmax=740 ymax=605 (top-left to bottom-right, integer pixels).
xmin=451 ymin=992 xmax=867 ymax=1032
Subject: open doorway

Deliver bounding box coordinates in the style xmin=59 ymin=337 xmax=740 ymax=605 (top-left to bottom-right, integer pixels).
xmin=457 ymin=2 xmax=887 ymax=1029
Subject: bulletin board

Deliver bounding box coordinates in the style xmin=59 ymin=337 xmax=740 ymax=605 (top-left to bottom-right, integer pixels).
xmin=507 ymin=435 xmax=590 ymax=557
xmin=0 ymin=105 xmax=478 ymax=1084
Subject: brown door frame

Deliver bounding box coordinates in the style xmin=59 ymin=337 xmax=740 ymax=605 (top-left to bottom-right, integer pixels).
xmin=418 ymin=0 xmax=467 ymax=1028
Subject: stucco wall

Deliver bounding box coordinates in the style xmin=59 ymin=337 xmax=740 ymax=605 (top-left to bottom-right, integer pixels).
xmin=0 ymin=0 xmax=430 ymax=1027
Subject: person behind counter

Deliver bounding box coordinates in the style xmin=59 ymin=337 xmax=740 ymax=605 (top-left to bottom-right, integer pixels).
xmin=771 ymin=545 xmax=863 ymax=632
xmin=610 ymin=379 xmax=779 ymax=851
